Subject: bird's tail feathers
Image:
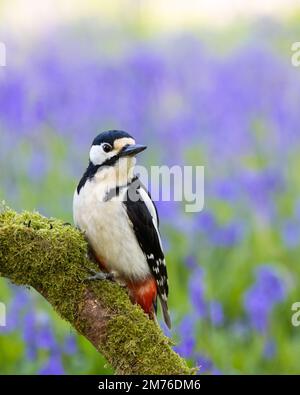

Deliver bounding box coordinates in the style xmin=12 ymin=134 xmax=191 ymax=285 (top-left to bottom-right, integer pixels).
xmin=159 ymin=295 xmax=171 ymax=329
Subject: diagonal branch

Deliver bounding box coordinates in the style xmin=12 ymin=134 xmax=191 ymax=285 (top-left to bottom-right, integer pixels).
xmin=0 ymin=207 xmax=192 ymax=375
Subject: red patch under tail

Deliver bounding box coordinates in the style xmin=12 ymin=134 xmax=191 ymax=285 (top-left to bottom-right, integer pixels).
xmin=127 ymin=277 xmax=157 ymax=318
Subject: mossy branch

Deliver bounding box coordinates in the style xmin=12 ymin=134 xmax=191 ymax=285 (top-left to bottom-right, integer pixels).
xmin=0 ymin=207 xmax=192 ymax=375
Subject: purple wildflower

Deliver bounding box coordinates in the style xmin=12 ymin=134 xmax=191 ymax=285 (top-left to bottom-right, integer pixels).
xmin=189 ymin=268 xmax=207 ymax=317
xmin=173 ymin=315 xmax=196 ymax=359
xmin=281 ymin=220 xmax=300 ymax=249
xmin=36 ymin=324 xmax=57 ymax=350
xmin=209 ymin=301 xmax=224 ymax=327
xmin=185 ymin=255 xmax=198 ymax=270
xmin=263 ymin=339 xmax=277 ymax=360
xmin=213 ymin=178 xmax=239 ymax=202
xmin=63 ymin=334 xmax=77 ymax=355
xmin=211 ymin=221 xmax=244 ymax=247
xmin=196 ymin=354 xmax=213 ymax=374
xmin=256 ymin=266 xmax=286 ymax=303
xmin=196 ymin=212 xmax=216 ymax=233
xmin=22 ymin=310 xmax=37 ymax=360
xmin=1 ymin=287 xmax=29 ymax=333
xmin=244 ymin=265 xmax=286 ymax=333
xmin=39 ymin=353 xmax=65 ymax=375
xmin=27 ymin=151 xmax=48 ymax=182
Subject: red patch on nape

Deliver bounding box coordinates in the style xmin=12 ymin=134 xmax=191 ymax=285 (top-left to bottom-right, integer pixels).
xmin=127 ymin=277 xmax=157 ymax=315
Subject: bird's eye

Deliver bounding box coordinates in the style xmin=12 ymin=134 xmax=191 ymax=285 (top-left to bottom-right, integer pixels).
xmin=102 ymin=143 xmax=112 ymax=153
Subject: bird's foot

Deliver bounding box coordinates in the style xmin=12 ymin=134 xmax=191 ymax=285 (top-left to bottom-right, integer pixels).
xmin=85 ymin=268 xmax=115 ymax=282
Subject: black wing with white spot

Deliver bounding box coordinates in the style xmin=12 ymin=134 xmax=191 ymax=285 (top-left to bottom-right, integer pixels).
xmin=123 ymin=177 xmax=171 ymax=328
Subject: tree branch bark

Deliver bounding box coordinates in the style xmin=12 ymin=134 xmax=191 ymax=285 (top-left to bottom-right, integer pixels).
xmin=0 ymin=207 xmax=193 ymax=375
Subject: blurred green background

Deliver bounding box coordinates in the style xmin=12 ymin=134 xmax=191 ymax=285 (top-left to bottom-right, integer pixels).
xmin=1 ymin=0 xmax=300 ymax=374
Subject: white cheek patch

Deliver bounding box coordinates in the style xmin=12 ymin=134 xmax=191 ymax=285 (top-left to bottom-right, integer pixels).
xmin=89 ymin=145 xmax=106 ymax=165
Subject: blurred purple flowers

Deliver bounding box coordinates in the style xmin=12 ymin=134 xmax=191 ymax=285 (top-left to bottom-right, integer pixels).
xmin=39 ymin=353 xmax=65 ymax=375
xmin=244 ymin=265 xmax=286 ymax=333
xmin=281 ymin=220 xmax=300 ymax=249
xmin=209 ymin=301 xmax=224 ymax=327
xmin=189 ymin=267 xmax=207 ymax=318
xmin=1 ymin=286 xmax=77 ymax=374
xmin=173 ymin=315 xmax=196 ymax=358
xmin=174 ymin=261 xmax=225 ymax=373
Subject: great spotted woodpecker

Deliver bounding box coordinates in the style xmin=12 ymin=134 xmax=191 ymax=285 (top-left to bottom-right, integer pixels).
xmin=73 ymin=130 xmax=171 ymax=328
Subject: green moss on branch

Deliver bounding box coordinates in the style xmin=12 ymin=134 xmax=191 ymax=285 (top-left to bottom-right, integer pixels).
xmin=0 ymin=207 xmax=193 ymax=375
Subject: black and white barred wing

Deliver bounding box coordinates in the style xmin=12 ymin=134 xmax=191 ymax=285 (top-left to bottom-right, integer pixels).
xmin=124 ymin=180 xmax=171 ymax=328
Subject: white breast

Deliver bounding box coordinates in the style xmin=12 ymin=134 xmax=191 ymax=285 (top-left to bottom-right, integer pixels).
xmin=73 ymin=174 xmax=150 ymax=281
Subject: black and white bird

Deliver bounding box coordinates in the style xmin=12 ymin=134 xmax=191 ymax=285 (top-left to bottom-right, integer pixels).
xmin=73 ymin=130 xmax=171 ymax=328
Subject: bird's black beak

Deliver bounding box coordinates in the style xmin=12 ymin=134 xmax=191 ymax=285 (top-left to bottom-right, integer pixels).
xmin=119 ymin=144 xmax=147 ymax=157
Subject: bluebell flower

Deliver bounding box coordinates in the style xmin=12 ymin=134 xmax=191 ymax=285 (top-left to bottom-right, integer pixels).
xmin=212 ymin=368 xmax=222 ymax=375
xmin=189 ymin=268 xmax=207 ymax=318
xmin=63 ymin=334 xmax=77 ymax=356
xmin=185 ymin=255 xmax=198 ymax=270
xmin=36 ymin=325 xmax=57 ymax=350
xmin=173 ymin=315 xmax=196 ymax=359
xmin=1 ymin=287 xmax=29 ymax=333
xmin=211 ymin=221 xmax=244 ymax=247
xmin=209 ymin=301 xmax=224 ymax=327
xmin=213 ymin=178 xmax=239 ymax=202
xmin=244 ymin=286 xmax=269 ymax=333
xmin=39 ymin=353 xmax=65 ymax=375
xmin=256 ymin=266 xmax=286 ymax=304
xmin=196 ymin=354 xmax=213 ymax=374
xmin=22 ymin=310 xmax=37 ymax=360
xmin=28 ymin=151 xmax=49 ymax=182
xmin=263 ymin=339 xmax=276 ymax=360
xmin=240 ymin=169 xmax=283 ymax=222
xmin=244 ymin=265 xmax=286 ymax=333
xmin=196 ymin=212 xmax=216 ymax=233
xmin=281 ymin=220 xmax=300 ymax=249
xmin=174 ymin=336 xmax=196 ymax=359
